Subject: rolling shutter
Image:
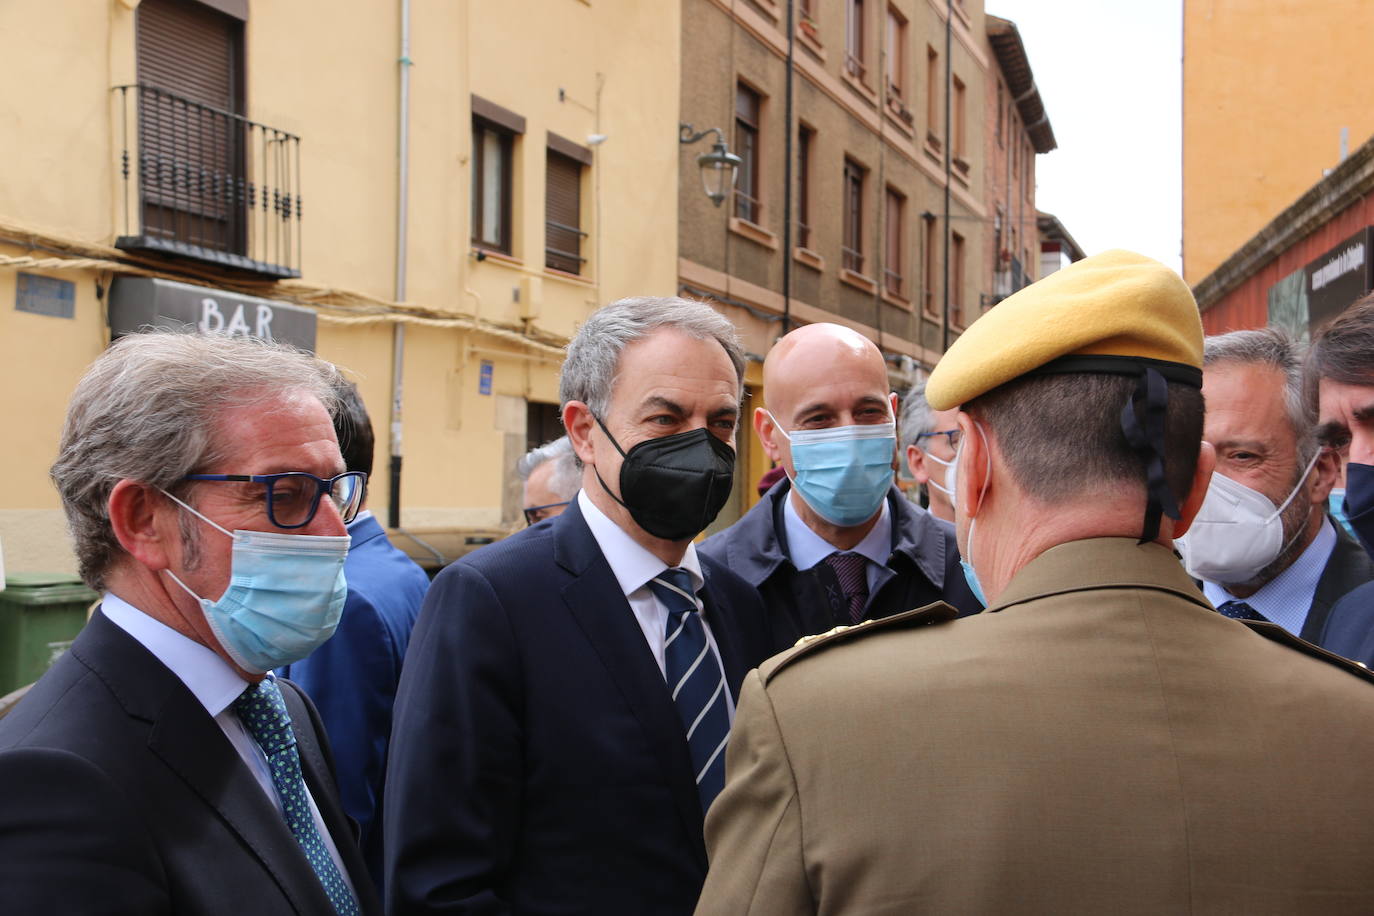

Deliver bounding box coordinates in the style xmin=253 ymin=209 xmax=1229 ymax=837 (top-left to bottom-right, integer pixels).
xmin=545 ymin=150 xmax=583 ymax=274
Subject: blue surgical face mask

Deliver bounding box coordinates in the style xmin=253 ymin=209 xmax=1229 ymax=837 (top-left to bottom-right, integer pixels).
xmin=160 ymin=490 xmax=350 ymax=674
xmin=773 ymin=414 xmax=896 ymax=527
xmin=1329 ymin=487 xmax=1357 ymax=541
xmin=960 ymin=517 xmax=986 ymax=606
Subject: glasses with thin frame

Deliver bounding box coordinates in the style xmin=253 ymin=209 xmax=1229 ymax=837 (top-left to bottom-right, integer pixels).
xmin=183 ymin=471 xmax=368 ymax=529
xmin=915 ymin=429 xmax=961 ymax=450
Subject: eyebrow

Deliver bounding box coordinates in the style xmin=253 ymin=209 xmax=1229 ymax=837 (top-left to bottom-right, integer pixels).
xmin=1316 ymin=420 xmax=1351 ymax=445
xmin=641 ymin=396 xmax=687 ymax=418
xmin=794 ymin=395 xmax=888 ymax=418
xmin=1353 ymin=402 xmax=1374 ymax=423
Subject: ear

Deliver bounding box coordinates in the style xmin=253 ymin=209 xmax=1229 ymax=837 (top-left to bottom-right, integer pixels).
xmin=1309 ymin=447 xmax=1339 ymax=504
xmin=1172 ymin=441 xmax=1216 ymax=538
xmin=888 ymin=391 xmax=899 ymax=421
xmin=755 ymin=406 xmax=784 ymax=462
xmin=107 ymin=479 xmax=177 ymax=572
xmin=906 ymin=443 xmax=930 ymax=485
xmin=563 ymin=401 xmax=597 ymax=466
xmin=955 ymin=411 xmax=989 ymax=518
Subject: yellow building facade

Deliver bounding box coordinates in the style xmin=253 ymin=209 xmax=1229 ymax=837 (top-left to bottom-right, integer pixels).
xmin=1182 ymin=0 xmax=1374 ymax=284
xmin=0 ymin=0 xmax=679 ymax=575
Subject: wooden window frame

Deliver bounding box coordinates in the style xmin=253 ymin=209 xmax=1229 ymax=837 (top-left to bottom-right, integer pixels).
xmin=473 ymin=118 xmax=515 ymax=255
xmin=842 ymin=157 xmax=866 ymax=275
xmin=734 ymin=82 xmax=763 ymax=225
xmin=885 ymin=6 xmax=907 ymax=101
xmin=921 ymin=212 xmax=938 ymax=318
xmin=951 ymin=231 xmax=967 ymax=326
xmin=884 ymin=186 xmax=906 ymax=300
xmin=846 ymin=0 xmax=867 ymax=83
xmin=797 ymin=124 xmax=814 ymax=251
xmin=925 ymin=46 xmax=941 ymax=151
xmin=545 ymin=144 xmax=587 ymax=275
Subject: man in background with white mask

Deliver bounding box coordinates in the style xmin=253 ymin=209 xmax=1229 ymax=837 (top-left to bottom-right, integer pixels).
xmin=701 ymin=323 xmax=980 ymax=655
xmin=0 ymin=332 xmax=380 ymax=913
xmin=1177 ymin=328 xmax=1372 ymax=642
xmin=899 ymin=381 xmax=961 ymax=524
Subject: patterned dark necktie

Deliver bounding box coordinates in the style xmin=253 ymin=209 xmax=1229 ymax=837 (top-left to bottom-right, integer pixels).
xmin=648 ymin=567 xmax=731 ymax=812
xmin=234 ymin=679 xmax=359 ymax=916
xmin=1217 ymin=599 xmax=1267 ymax=622
xmin=824 ymin=551 xmax=870 ymax=624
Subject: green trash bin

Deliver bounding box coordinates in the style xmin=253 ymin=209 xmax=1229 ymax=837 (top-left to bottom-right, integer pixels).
xmin=0 ymin=572 xmax=98 ymax=695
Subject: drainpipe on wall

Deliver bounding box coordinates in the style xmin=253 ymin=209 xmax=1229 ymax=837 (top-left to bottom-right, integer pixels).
xmin=940 ymin=0 xmax=952 ymax=353
xmin=389 ymin=0 xmax=412 ymax=530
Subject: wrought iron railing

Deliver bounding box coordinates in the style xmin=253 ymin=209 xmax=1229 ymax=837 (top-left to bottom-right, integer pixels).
xmin=545 ymin=218 xmax=588 ymax=275
xmin=842 ymin=245 xmax=864 ymax=274
xmin=114 ymin=84 xmax=302 ymax=278
xmin=733 ymin=188 xmax=761 ymax=225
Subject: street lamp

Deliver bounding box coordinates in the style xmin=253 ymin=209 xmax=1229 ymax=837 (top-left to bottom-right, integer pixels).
xmin=679 ymin=123 xmax=742 ymax=208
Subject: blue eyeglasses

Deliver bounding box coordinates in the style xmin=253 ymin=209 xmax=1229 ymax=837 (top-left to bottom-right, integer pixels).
xmin=915 ymin=429 xmax=961 ymax=449
xmin=183 ymin=471 xmax=368 ymax=529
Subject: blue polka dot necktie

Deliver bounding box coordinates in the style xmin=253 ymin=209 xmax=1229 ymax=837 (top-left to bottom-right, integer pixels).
xmin=234 ymin=679 xmax=359 ymax=916
xmin=649 ymin=568 xmax=731 ymax=813
xmin=1217 ymin=599 xmax=1267 ymax=622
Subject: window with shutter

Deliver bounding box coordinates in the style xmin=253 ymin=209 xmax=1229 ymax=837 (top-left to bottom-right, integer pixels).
xmin=545 ymin=150 xmax=584 ymax=274
xmin=135 ymin=0 xmax=245 ymax=254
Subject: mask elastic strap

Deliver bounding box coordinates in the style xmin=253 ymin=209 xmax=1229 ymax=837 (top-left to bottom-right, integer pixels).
xmin=159 ymin=488 xmax=234 ymax=539
xmin=925 ymin=451 xmax=955 ymax=497
xmin=162 ymin=567 xmax=206 ymax=604
xmin=1267 ymin=449 xmax=1323 ymax=523
xmin=765 ymin=411 xmax=791 ymax=443
xmin=588 ymin=414 xmax=638 ymax=513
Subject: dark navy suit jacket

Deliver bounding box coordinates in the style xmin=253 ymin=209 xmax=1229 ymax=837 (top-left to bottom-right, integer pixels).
xmin=0 ymin=611 xmax=381 ymax=914
xmin=383 ymin=499 xmax=770 ymax=915
xmin=280 ymin=512 xmax=429 ymax=888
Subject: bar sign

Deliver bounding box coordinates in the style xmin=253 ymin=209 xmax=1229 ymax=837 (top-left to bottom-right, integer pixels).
xmin=15 ymin=273 xmax=76 ymax=319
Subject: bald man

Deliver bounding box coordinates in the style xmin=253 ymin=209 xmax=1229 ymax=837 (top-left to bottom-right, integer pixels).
xmin=700 ymin=324 xmax=981 ymax=653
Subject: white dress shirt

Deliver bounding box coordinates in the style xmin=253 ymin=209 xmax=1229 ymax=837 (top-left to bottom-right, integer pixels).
xmin=783 ymin=490 xmax=895 ymax=606
xmin=1202 ymin=517 xmax=1337 ymax=638
xmin=576 ymin=490 xmax=735 ymax=720
xmin=101 ymin=593 xmax=356 ymax=893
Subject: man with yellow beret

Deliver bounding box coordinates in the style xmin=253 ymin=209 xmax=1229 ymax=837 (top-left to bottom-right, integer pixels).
xmin=694 ymin=250 xmax=1374 ymax=915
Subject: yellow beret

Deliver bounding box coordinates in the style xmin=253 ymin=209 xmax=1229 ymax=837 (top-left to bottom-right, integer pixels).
xmin=926 ymin=249 xmax=1203 ymax=410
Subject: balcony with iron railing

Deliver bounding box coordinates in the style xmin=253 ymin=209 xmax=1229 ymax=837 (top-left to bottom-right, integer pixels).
xmin=114 ymin=84 xmax=302 ymax=279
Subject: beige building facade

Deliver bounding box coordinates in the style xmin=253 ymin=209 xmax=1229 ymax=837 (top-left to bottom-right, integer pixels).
xmin=679 ymin=0 xmax=992 ymax=519
xmin=0 ymin=0 xmax=679 ymax=575
xmin=1182 ymin=0 xmax=1374 ymax=285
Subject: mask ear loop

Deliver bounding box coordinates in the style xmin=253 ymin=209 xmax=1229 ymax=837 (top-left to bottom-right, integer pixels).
xmin=589 ymin=413 xmax=638 ymax=513
xmin=961 ymin=420 xmax=993 ymax=576
xmin=1262 ymin=449 xmax=1325 ymax=562
xmin=157 ymin=487 xmax=233 ymax=603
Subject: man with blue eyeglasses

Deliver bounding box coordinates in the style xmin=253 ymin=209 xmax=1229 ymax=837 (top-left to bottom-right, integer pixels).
xmin=0 ymin=332 xmax=380 ymax=914
xmin=899 ymin=381 xmax=963 ymax=524
xmin=701 ymin=323 xmax=981 ymax=654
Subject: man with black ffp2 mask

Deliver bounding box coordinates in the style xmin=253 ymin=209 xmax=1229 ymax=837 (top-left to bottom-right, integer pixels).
xmin=385 ymin=297 xmax=770 ymax=915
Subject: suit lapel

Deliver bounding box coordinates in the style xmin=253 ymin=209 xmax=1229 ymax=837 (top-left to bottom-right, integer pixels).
xmin=77 ymin=612 xmax=340 ymax=915
xmin=552 ymin=503 xmax=708 ymax=864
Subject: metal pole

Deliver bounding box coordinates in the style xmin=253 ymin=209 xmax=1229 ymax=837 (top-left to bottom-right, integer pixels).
xmin=781 ymin=0 xmax=795 ymax=336
xmin=389 ymin=0 xmax=412 ymax=530
xmin=940 ymin=0 xmax=952 ymax=353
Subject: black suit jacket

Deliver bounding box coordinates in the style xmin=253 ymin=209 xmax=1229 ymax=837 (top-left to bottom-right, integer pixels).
xmin=1305 ymin=525 xmax=1374 ymax=645
xmin=0 ymin=610 xmax=382 ymax=915
xmin=384 ymin=499 xmax=770 ymax=915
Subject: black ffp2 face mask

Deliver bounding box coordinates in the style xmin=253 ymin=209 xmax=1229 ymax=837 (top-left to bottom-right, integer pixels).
xmin=592 ymin=415 xmax=736 ymax=541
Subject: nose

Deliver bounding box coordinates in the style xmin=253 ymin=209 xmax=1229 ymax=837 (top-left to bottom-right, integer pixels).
xmin=1351 ymin=430 xmax=1374 ymax=467
xmin=307 ymin=494 xmax=349 ymax=537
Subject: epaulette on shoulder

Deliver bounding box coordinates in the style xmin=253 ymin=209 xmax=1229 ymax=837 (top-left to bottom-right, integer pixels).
xmin=759 ymin=602 xmax=959 ymax=685
xmin=1242 ymin=619 xmax=1374 ymax=684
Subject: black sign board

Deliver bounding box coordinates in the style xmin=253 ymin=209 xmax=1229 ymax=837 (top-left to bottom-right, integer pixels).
xmin=1305 ymin=226 xmax=1374 ymax=332
xmin=108 ymin=277 xmax=317 ymax=352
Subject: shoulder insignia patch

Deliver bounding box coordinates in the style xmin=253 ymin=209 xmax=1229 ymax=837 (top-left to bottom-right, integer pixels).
xmin=760 ymin=601 xmax=959 ymax=684
xmin=1242 ymin=620 xmax=1374 ymax=684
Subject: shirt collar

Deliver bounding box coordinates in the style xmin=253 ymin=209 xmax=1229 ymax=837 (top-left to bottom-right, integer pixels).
xmin=576 ymin=490 xmax=704 ymax=597
xmin=1202 ymin=517 xmax=1336 ymax=635
xmin=100 ymin=592 xmax=250 ymax=717
xmin=348 ymin=509 xmax=374 ymax=530
xmin=782 ymin=489 xmax=891 ymax=571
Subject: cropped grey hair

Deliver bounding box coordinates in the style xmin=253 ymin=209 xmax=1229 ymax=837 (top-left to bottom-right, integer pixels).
xmin=516 ymin=435 xmax=581 ymax=500
xmin=1203 ymin=327 xmax=1317 ymax=466
xmin=899 ymin=381 xmax=938 ymax=451
xmin=51 ymin=332 xmax=338 ymax=589
xmin=559 ymin=296 xmax=745 ymax=418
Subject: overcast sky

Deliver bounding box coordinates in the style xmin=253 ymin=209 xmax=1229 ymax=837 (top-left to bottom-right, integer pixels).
xmin=987 ymin=0 xmax=1183 ymax=271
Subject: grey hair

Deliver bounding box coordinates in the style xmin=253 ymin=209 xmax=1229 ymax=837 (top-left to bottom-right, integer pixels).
xmin=899 ymin=381 xmax=938 ymax=451
xmin=1203 ymin=327 xmax=1317 ymax=466
xmin=51 ymin=332 xmax=339 ymax=590
xmin=515 ymin=435 xmax=581 ymax=500
xmin=559 ymin=296 xmax=746 ymax=418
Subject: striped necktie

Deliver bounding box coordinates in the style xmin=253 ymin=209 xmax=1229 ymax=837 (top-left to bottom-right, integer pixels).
xmin=649 ymin=568 xmax=731 ymax=812
xmin=235 ymin=679 xmax=359 ymax=916
xmin=824 ymin=551 xmax=870 ymax=624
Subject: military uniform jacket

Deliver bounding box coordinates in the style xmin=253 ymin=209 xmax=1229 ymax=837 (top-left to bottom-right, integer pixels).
xmin=695 ymin=537 xmax=1374 ymax=916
